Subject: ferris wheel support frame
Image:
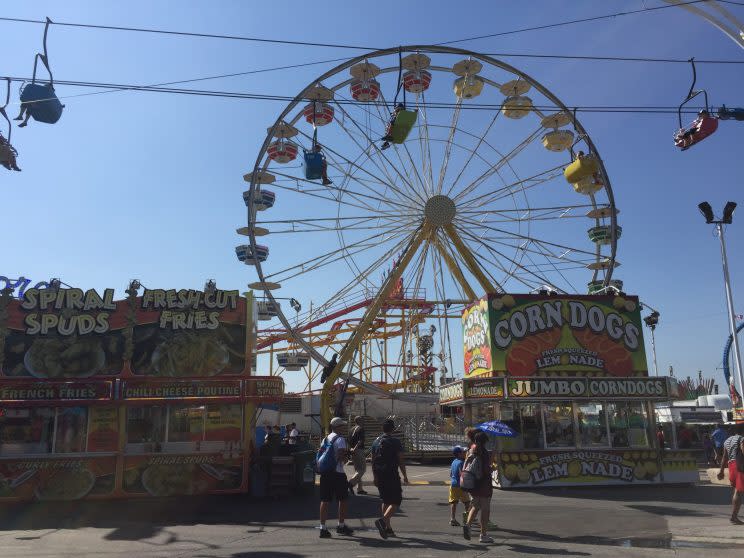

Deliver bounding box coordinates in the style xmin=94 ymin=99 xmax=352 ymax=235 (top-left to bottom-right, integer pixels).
xmin=320 ymin=222 xmax=433 ymax=427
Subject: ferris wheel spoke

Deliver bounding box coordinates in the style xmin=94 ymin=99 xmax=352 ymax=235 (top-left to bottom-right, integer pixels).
xmin=456 ymin=215 xmax=599 ymax=259
xmin=444 ymin=111 xmax=500 ymax=198
xmin=434 ymin=97 xmax=463 ymax=196
xmin=331 ymin=100 xmax=428 ymax=206
xmin=271 ymin=169 xmax=396 ymax=211
xmin=416 ymin=91 xmax=436 ymax=197
xmin=455 ymin=224 xmax=565 ymax=292
xmin=451 ymin=126 xmax=544 ymax=204
xmin=458 ymin=164 xmax=565 ymax=210
xmin=468 ymin=234 xmax=596 ymax=268
xmin=459 ymin=203 xmax=595 ymax=218
xmin=264 ymin=228 xmax=407 ymax=282
xmin=266 ymin=178 xmax=408 ymax=217
xmin=291 ymin=128 xmax=417 ymax=212
xmin=302 ymin=229 xmax=418 ymax=326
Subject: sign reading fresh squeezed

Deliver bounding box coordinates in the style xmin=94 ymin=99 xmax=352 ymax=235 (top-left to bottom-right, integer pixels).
xmin=463 ymin=294 xmax=648 ymax=377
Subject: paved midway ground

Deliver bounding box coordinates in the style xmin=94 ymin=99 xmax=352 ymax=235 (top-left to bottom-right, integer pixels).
xmin=0 ymin=465 xmax=743 ymax=558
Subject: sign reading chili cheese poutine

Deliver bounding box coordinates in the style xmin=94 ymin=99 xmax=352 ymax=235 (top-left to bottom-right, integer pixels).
xmin=463 ymin=294 xmax=648 ymax=378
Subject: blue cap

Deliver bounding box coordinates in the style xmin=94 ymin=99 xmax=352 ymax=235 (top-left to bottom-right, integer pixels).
xmin=453 ymin=446 xmax=464 ymax=455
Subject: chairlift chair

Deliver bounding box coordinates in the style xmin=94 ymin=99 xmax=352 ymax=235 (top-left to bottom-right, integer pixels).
xmin=16 ymin=18 xmax=64 ymax=127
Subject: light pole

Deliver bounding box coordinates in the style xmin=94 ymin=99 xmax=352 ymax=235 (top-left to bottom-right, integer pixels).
xmin=699 ymin=201 xmax=744 ymax=420
xmin=642 ymin=307 xmax=661 ymax=376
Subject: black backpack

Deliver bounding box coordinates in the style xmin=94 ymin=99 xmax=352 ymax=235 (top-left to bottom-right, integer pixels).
xmin=371 ymin=434 xmax=398 ymax=475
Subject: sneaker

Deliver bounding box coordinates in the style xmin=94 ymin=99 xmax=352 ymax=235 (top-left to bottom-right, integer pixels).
xmin=479 ymin=534 xmax=494 ymax=544
xmin=730 ymin=517 xmax=744 ymax=525
xmin=450 ymin=519 xmax=460 ymax=527
xmin=319 ymin=528 xmax=331 ymax=538
xmin=462 ymin=524 xmax=471 ymax=541
xmin=347 ymin=482 xmax=355 ymax=495
xmin=357 ymin=489 xmax=368 ymax=495
xmin=381 ymin=142 xmax=390 ymax=150
xmin=374 ymin=518 xmax=388 ymax=539
xmin=322 ymin=178 xmax=333 ymax=186
xmin=386 ymin=527 xmax=395 ymax=537
xmin=336 ymin=524 xmax=354 ymax=536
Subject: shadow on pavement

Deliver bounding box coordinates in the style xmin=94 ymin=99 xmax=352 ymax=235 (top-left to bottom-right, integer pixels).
xmin=529 ymin=484 xmax=731 ymax=506
xmin=497 ymin=526 xmax=672 ymax=550
xmin=505 ymin=542 xmax=591 ymax=555
xmin=626 ymin=504 xmax=712 ymax=517
xmin=0 ymin=489 xmax=385 ymax=541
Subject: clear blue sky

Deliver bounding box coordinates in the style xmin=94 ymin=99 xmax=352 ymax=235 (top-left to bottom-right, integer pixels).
xmin=1 ymin=1 xmax=742 ymax=393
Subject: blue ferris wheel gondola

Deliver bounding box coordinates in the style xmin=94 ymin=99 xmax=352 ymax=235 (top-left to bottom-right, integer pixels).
xmin=235 ymin=244 xmax=269 ymax=264
xmin=243 ymin=189 xmax=276 ymax=211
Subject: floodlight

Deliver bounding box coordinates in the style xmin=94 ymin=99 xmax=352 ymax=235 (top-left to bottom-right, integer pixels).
xmin=722 ymin=201 xmax=737 ymax=224
xmin=698 ymin=202 xmax=715 ymax=224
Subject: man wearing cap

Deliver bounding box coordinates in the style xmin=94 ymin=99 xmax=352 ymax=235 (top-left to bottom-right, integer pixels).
xmin=318 ymin=417 xmax=354 ymax=538
xmin=448 ymin=446 xmax=471 ymax=526
xmin=370 ymin=418 xmax=409 ymax=538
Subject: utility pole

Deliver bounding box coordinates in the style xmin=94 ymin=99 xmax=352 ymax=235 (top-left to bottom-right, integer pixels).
xmin=699 ymin=202 xmax=744 ymax=420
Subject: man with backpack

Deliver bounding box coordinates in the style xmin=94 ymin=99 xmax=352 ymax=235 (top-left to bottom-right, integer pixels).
xmin=717 ymin=423 xmax=744 ymax=524
xmin=317 ymin=417 xmax=354 ymax=538
xmin=370 ymin=419 xmax=409 ymax=538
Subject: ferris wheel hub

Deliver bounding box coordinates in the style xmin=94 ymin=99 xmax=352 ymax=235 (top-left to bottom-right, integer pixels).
xmin=424 ymin=195 xmax=456 ymax=226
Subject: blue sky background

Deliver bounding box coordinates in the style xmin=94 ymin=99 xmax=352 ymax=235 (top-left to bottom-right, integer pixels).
xmin=1 ymin=1 xmax=743 ymax=392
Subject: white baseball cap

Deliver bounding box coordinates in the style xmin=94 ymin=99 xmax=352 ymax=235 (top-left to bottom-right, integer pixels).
xmin=330 ymin=417 xmax=347 ymax=427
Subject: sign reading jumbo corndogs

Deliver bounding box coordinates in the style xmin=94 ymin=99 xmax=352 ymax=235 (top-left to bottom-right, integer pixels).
xmin=462 ymin=294 xmax=648 ymax=378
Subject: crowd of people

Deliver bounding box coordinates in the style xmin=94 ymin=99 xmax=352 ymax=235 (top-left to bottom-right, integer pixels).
xmin=315 ymin=419 xmax=496 ymax=544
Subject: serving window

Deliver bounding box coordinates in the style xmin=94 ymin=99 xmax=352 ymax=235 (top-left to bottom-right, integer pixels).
xmin=0 ymin=406 xmax=96 ymax=455
xmin=494 ymin=400 xmax=651 ymax=451
xmin=543 ymin=402 xmax=576 ymax=448
xmin=125 ymin=404 xmax=242 ymax=453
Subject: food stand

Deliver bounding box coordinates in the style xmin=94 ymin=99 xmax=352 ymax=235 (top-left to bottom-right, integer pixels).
xmin=0 ymin=284 xmax=285 ymax=501
xmin=441 ymin=293 xmax=698 ymax=487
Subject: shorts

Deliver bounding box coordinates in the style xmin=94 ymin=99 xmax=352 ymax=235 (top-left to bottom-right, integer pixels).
xmin=448 ymin=485 xmax=471 ymax=504
xmin=729 ymin=462 xmax=744 ymax=492
xmin=319 ymin=472 xmax=349 ymax=502
xmin=469 ymin=495 xmax=491 ymax=512
xmin=352 ymin=451 xmax=366 ymax=475
xmin=377 ymin=473 xmax=402 ymax=506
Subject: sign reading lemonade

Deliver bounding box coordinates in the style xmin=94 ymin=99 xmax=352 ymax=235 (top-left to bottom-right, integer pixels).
xmin=462 ymin=294 xmax=648 ymax=377
xmin=498 ymin=449 xmax=662 ymax=487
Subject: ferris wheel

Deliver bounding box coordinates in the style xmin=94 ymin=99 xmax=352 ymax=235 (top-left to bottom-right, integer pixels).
xmin=237 ymin=46 xmax=621 ymax=423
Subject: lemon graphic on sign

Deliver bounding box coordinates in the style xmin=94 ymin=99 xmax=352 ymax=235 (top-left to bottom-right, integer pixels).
xmin=501 ymin=295 xmax=516 ymax=308
xmin=613 ymin=296 xmax=626 ymax=310
xmin=567 ymin=460 xmax=582 ymax=477
xmin=645 ymin=462 xmax=658 ymax=477
xmin=560 ymin=353 xmax=570 ymax=366
xmin=505 ymin=464 xmax=518 ymax=481
xmin=634 ymin=464 xmax=647 ymax=479
xmin=492 ymin=298 xmax=504 ymax=310
xmin=517 ymin=467 xmax=530 ymax=483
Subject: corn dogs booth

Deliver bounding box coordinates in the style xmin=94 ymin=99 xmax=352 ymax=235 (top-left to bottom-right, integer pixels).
xmin=440 ymin=293 xmax=698 ymax=488
xmin=0 ymin=284 xmax=284 ymax=501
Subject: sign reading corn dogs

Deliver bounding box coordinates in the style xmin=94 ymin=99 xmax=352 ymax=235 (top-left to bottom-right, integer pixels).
xmin=462 ymin=294 xmax=648 ymax=378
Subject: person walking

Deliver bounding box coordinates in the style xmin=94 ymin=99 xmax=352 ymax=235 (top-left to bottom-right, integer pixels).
xmin=448 ymin=446 xmax=471 ymax=526
xmin=712 ymin=423 xmax=728 ymax=464
xmin=656 ymin=425 xmax=665 ymax=449
xmin=348 ymin=416 xmax=368 ymax=494
xmin=371 ymin=418 xmax=409 ymax=539
xmin=717 ymin=423 xmax=744 ymax=524
xmin=288 ymin=422 xmax=299 ymax=446
xmin=463 ymin=431 xmax=495 ymax=544
xmin=317 ymin=417 xmax=354 ymax=538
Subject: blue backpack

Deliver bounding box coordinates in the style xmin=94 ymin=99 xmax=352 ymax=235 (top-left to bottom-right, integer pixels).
xmin=316 ymin=435 xmax=338 ymax=474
